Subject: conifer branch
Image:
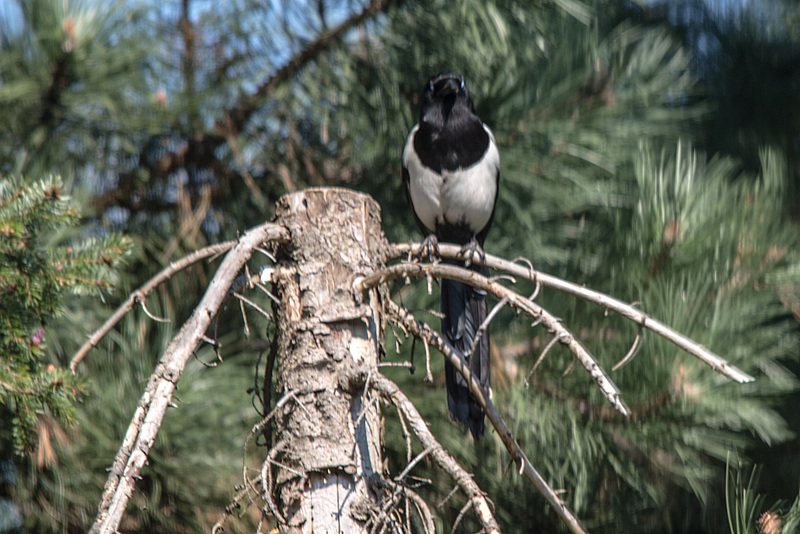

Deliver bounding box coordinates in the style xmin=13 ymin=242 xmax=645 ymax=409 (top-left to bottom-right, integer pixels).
xmin=389 ymin=243 xmax=756 ymax=384
xmin=215 ymin=0 xmax=402 ymax=138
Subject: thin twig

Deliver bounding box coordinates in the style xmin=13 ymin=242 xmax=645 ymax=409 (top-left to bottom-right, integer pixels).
xmin=70 ymin=241 xmax=238 ymax=372
xmin=88 ymin=223 xmax=289 ymax=534
xmin=395 ymin=402 xmax=413 ymax=465
xmin=526 ymin=333 xmax=563 ymax=385
xmin=363 ymin=263 xmax=629 ymax=417
xmin=378 ymin=361 xmax=415 ymax=369
xmin=233 ymin=292 xmax=273 ymax=320
xmin=529 ymin=281 xmax=542 ymax=302
xmin=262 ymin=440 xmax=287 ymax=524
xmin=450 ymin=499 xmax=473 ymax=534
xmin=382 ymin=301 xmax=587 ymax=534
xmin=423 ymin=339 xmax=432 ymax=383
xmin=395 ymin=446 xmax=435 ymax=482
xmin=239 ymin=298 xmax=251 ymax=338
xmin=212 ymin=478 xmax=263 ymax=534
xmin=387 ymin=243 xmax=755 ymax=384
xmin=253 ymin=280 xmax=280 ymax=304
xmin=255 ymin=246 xmax=277 ymax=262
xmin=438 ymin=485 xmax=460 ymax=509
xmin=468 ymin=296 xmax=509 ymax=363
xmin=404 ymin=487 xmax=436 ymax=534
xmin=140 ymin=299 xmax=170 ymax=323
xmin=612 ymin=329 xmax=642 ymax=371
xmin=352 ymin=371 xmax=502 ymax=534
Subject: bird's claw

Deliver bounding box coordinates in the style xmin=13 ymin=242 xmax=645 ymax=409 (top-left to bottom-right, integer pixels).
xmin=417 ymin=235 xmax=440 ymax=262
xmin=460 ymin=238 xmax=485 ymax=267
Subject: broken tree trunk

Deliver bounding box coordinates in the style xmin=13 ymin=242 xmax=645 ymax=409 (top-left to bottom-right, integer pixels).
xmin=269 ymin=188 xmax=387 ymax=533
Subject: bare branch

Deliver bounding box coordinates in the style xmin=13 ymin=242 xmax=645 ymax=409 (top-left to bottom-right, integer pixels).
xmin=233 ymin=291 xmax=273 ymax=320
xmin=70 ymin=240 xmax=239 ymax=372
xmin=140 ymin=299 xmax=170 ymax=323
xmin=262 ymin=440 xmax=288 ymax=524
xmin=468 ymin=295 xmax=509 ymax=364
xmin=351 ymin=371 xmax=502 ymax=534
xmin=363 ymin=262 xmax=629 ymax=417
xmin=383 ymin=300 xmax=587 ymax=534
xmin=389 ymin=243 xmax=755 ymax=384
xmin=526 ymin=332 xmax=564 ymax=384
xmin=404 ymin=487 xmax=436 ymax=534
xmin=88 ymin=222 xmax=289 ymax=534
xmin=613 ymin=329 xmax=642 ymax=371
xmin=395 ymin=446 xmax=435 ymax=482
xmin=450 ymin=499 xmax=473 ymax=534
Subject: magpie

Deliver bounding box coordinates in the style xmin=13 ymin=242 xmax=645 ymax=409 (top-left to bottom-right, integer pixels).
xmin=402 ymin=73 xmax=499 ymax=439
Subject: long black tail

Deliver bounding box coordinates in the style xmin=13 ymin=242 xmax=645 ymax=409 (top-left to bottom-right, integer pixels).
xmin=441 ymin=261 xmax=491 ymax=440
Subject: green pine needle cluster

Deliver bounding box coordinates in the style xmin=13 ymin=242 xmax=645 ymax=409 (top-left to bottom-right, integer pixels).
xmin=0 ymin=174 xmax=131 ymax=455
xmin=489 ymin=143 xmax=800 ymax=531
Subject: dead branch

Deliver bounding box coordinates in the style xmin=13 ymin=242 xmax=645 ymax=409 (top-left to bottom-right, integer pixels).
xmin=347 ymin=370 xmax=502 ymax=534
xmin=383 ymin=300 xmax=587 ymax=534
xmin=360 ymin=262 xmax=629 ymax=417
xmin=403 ymin=486 xmax=435 ymax=534
xmin=88 ymin=223 xmax=289 ymax=534
xmin=70 ymin=240 xmax=238 ymax=372
xmin=389 ymin=243 xmax=755 ymax=384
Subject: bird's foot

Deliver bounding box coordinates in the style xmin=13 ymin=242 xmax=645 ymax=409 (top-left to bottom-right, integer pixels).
xmin=417 ymin=234 xmax=440 ymax=262
xmin=460 ymin=238 xmax=485 ymax=267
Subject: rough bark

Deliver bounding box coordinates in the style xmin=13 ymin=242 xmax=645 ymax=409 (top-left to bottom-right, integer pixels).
xmin=270 ymin=188 xmax=387 ymax=533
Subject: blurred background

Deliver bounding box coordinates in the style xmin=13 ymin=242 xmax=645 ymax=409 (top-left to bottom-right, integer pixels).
xmin=1 ymin=0 xmax=800 ymax=532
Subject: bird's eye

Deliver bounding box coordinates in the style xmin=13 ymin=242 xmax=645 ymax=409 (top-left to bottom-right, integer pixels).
xmin=460 ymin=79 xmax=465 ymax=89
xmin=428 ymin=82 xmax=434 ymax=92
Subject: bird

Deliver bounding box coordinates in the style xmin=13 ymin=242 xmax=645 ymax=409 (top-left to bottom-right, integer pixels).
xmin=402 ymin=73 xmax=499 ymax=439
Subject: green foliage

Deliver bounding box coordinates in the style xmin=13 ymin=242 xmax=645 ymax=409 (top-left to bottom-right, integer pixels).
xmin=12 ymin=304 xmax=264 ymax=532
xmin=1 ymin=0 xmax=799 ymax=532
xmin=465 ymin=144 xmax=800 ymax=532
xmin=0 ymin=174 xmax=131 ymax=455
xmin=0 ymin=0 xmax=153 ymax=176
xmin=724 ymin=460 xmax=800 ymax=534
xmin=782 ymin=490 xmax=800 ymax=534
xmin=726 ymin=460 xmax=764 ymax=534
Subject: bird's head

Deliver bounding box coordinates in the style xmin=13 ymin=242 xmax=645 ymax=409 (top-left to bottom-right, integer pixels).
xmin=419 ymin=73 xmax=475 ymax=126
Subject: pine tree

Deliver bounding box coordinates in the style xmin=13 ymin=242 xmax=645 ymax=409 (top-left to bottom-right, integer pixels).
xmin=1 ymin=0 xmax=799 ymax=532
xmin=0 ymin=174 xmax=130 ymax=455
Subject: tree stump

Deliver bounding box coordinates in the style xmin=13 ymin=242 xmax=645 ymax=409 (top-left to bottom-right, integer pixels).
xmin=271 ymin=188 xmax=386 ymax=533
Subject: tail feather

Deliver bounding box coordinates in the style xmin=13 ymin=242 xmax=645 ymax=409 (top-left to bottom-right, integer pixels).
xmin=441 ymin=262 xmax=491 ymax=440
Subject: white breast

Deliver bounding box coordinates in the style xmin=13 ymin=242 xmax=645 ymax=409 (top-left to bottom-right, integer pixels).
xmin=403 ymin=124 xmax=499 ymax=234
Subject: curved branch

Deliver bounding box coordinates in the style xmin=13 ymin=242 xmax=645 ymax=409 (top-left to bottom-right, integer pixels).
xmin=88 ymin=222 xmax=289 ymax=534
xmin=348 ymin=370 xmax=502 ymax=534
xmin=70 ymin=241 xmax=240 ymax=372
xmin=216 ymin=0 xmax=402 ymax=137
xmin=382 ymin=300 xmax=587 ymax=534
xmin=389 ymin=243 xmax=755 ymax=384
xmin=360 ymin=262 xmax=629 ymax=417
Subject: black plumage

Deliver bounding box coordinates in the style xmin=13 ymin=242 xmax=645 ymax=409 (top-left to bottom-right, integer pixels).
xmin=402 ymin=73 xmax=499 ymax=439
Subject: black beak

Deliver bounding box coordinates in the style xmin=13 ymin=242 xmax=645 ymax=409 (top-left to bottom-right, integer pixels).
xmin=436 ymin=77 xmax=461 ymax=97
